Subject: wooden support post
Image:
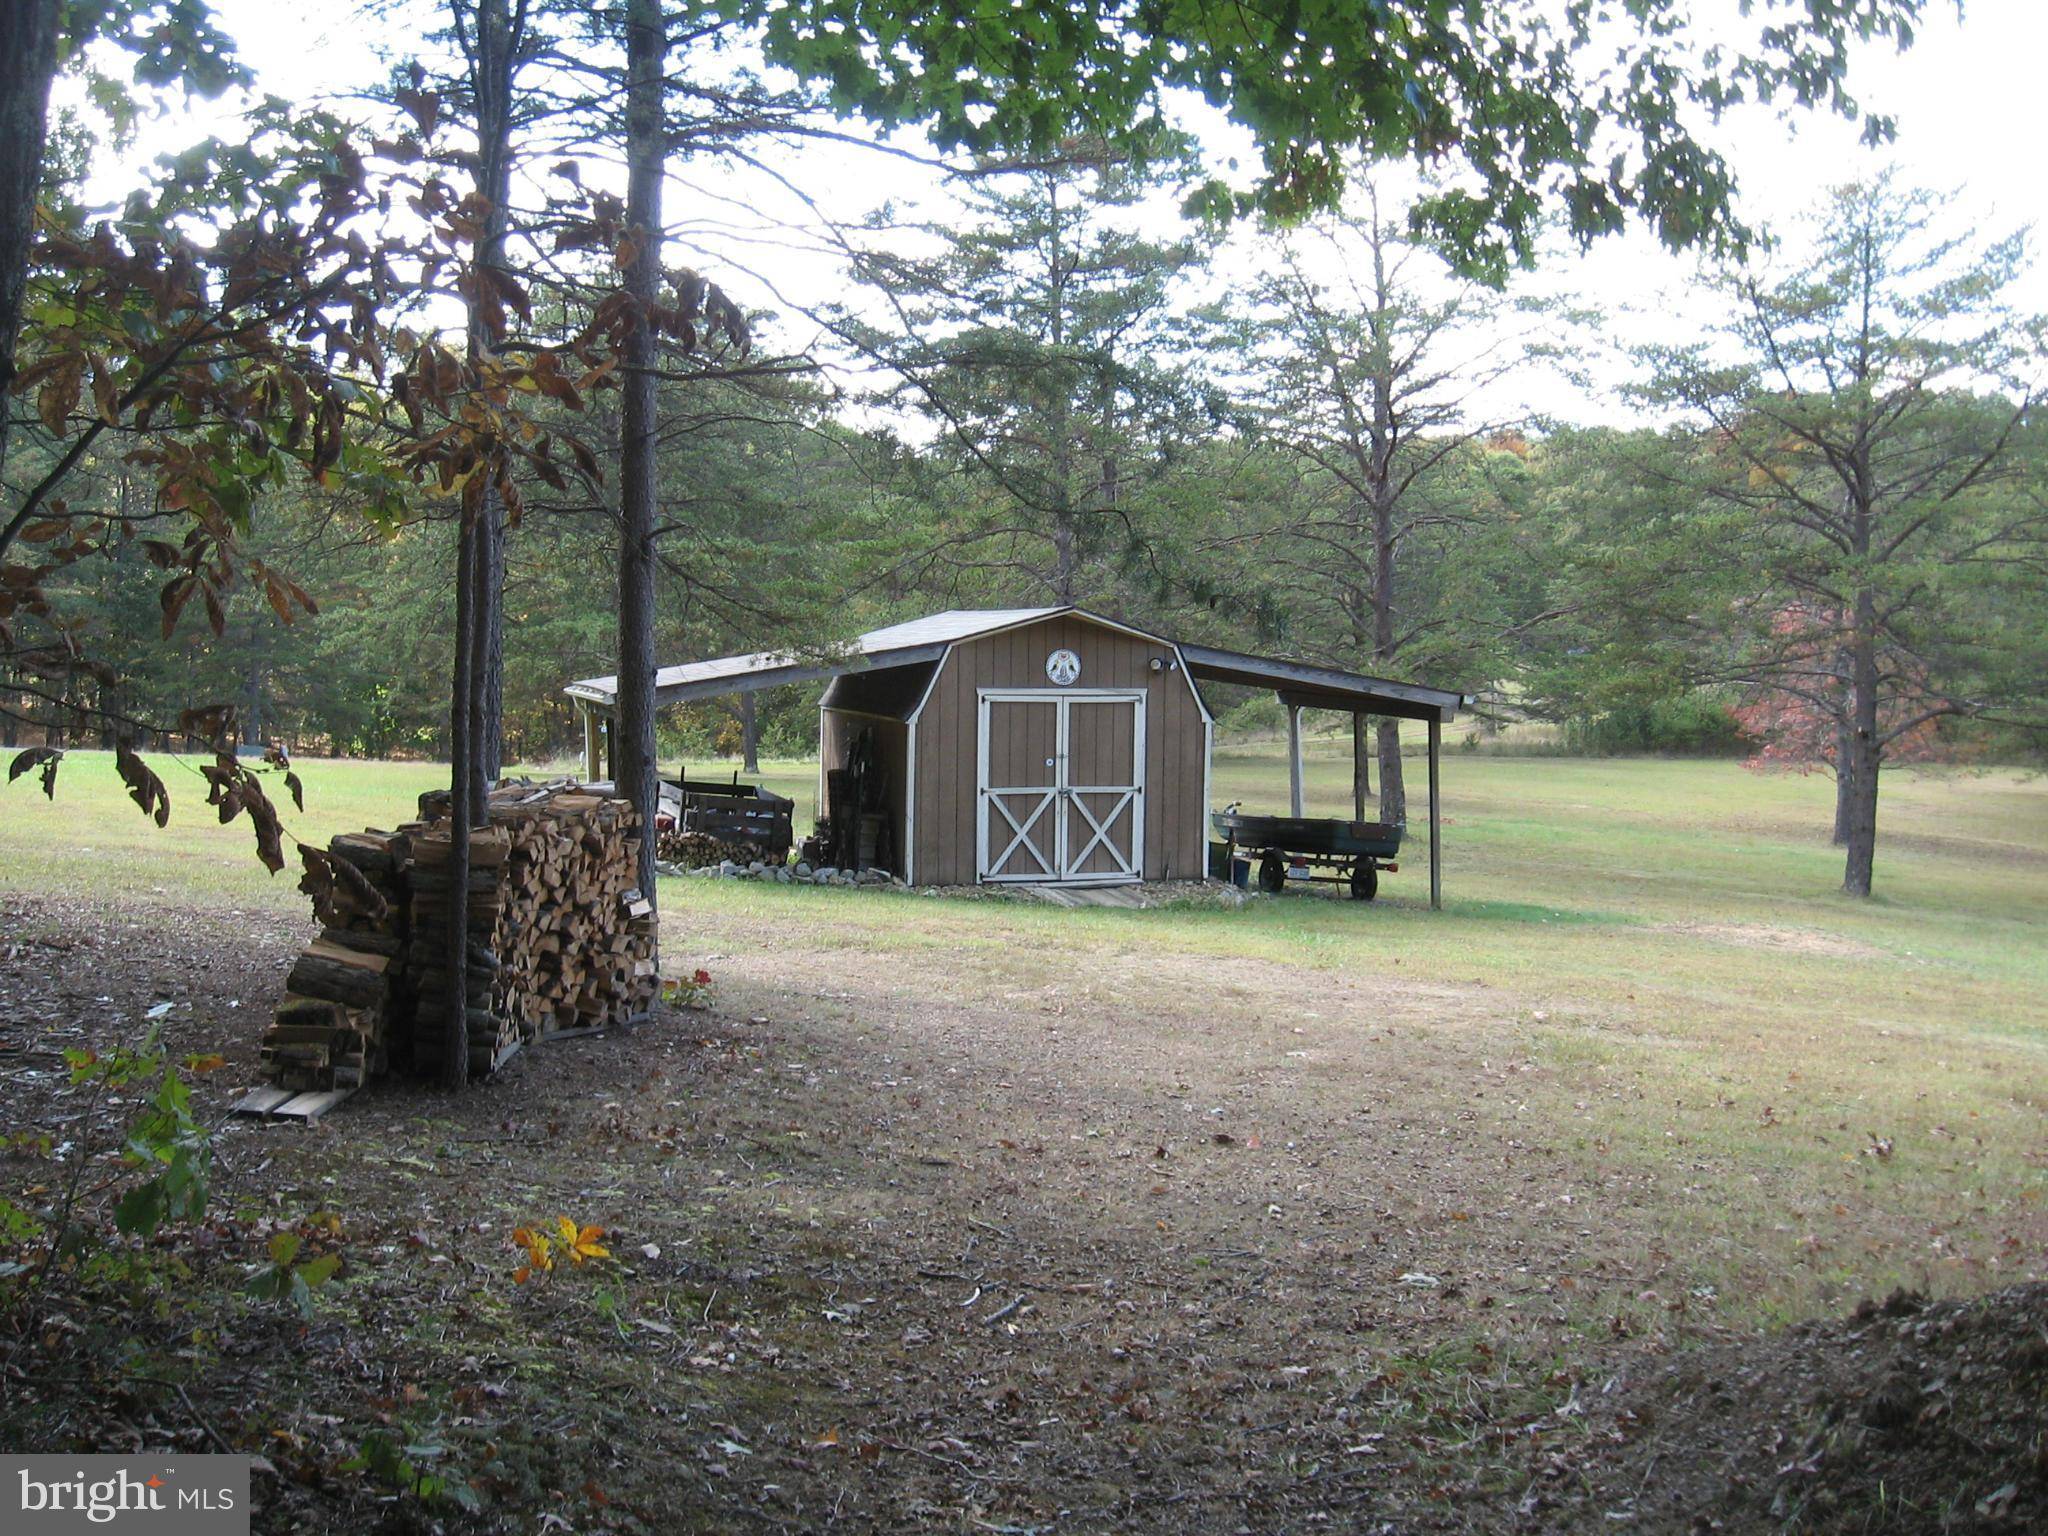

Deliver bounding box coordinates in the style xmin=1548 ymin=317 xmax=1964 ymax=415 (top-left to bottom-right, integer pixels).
xmin=1287 ymin=704 xmax=1304 ymax=818
xmin=1352 ymin=713 xmax=1368 ymax=823
xmin=580 ymin=705 xmax=601 ymax=784
xmin=1428 ymin=715 xmax=1442 ymax=911
xmin=603 ymin=713 xmax=617 ymax=783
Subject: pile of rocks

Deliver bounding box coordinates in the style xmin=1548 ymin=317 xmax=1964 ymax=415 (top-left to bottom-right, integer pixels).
xmin=661 ymin=856 xmax=904 ymax=889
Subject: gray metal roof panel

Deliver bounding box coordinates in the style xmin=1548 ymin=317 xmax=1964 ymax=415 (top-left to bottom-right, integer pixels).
xmin=1179 ymin=644 xmax=1466 ymax=722
xmin=564 ymin=608 xmax=1065 ymax=707
xmin=852 ymin=607 xmax=1065 ymax=650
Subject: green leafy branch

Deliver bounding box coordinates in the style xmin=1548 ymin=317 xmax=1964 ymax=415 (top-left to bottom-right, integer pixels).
xmin=342 ymin=1428 xmax=482 ymax=1514
xmin=245 ymin=1229 xmax=343 ymax=1320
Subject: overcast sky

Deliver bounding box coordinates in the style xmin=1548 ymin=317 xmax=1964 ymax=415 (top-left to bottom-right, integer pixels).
xmin=80 ymin=0 xmax=2048 ymax=427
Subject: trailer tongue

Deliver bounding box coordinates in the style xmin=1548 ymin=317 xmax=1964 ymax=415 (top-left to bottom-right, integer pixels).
xmin=1211 ymin=809 xmax=1403 ymax=900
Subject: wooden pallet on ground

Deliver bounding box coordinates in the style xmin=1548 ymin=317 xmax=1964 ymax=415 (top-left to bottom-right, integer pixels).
xmin=230 ymin=1085 xmax=358 ymax=1121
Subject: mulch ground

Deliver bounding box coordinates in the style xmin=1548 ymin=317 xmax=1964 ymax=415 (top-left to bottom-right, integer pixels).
xmin=1 ymin=892 xmax=2041 ymax=1534
xmin=1523 ymin=1286 xmax=2048 ymax=1533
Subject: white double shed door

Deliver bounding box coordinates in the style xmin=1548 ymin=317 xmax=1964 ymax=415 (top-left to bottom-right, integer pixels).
xmin=976 ymin=689 xmax=1146 ymax=884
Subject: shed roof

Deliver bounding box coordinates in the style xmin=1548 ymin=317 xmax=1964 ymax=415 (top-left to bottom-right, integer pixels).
xmin=565 ymin=606 xmax=1464 ymax=722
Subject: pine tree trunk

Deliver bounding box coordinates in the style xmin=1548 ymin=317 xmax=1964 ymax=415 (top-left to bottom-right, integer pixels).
xmin=1376 ymin=719 xmax=1405 ymax=826
xmin=0 ymin=0 xmax=60 ymax=505
xmin=1046 ymin=180 xmax=1077 ymax=604
xmin=444 ymin=501 xmax=478 ymax=1088
xmin=437 ymin=0 xmax=525 ymax=1089
xmin=615 ymin=0 xmax=665 ymax=910
xmin=466 ymin=505 xmax=492 ymax=806
xmin=1830 ymin=646 xmax=1855 ymax=845
xmin=740 ymin=691 xmax=759 ymax=774
xmin=1841 ymin=603 xmax=1881 ymax=897
xmin=1351 ymin=713 xmax=1370 ymax=821
xmin=466 ymin=0 xmax=519 ymax=794
xmin=242 ymin=658 xmax=265 ymax=748
xmin=1371 ymin=492 xmax=1404 ymax=824
xmin=1051 ymin=513 xmax=1077 ymax=602
xmin=476 ymin=484 xmax=505 ymax=789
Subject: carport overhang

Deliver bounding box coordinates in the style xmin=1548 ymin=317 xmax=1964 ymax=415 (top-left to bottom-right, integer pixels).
xmin=562 ymin=643 xmax=951 ymax=785
xmin=562 ymin=644 xmax=949 ymax=713
xmin=1177 ymin=644 xmax=1465 ymax=723
xmin=1178 ymin=646 xmax=1471 ymax=910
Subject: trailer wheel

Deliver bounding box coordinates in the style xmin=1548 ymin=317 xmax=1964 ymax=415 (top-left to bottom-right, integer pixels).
xmin=1349 ymin=862 xmax=1379 ymax=902
xmin=1258 ymin=855 xmax=1287 ymax=894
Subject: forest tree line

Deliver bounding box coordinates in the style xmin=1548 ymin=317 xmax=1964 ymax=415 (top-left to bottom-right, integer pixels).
xmin=17 ymin=173 xmax=2043 ymax=772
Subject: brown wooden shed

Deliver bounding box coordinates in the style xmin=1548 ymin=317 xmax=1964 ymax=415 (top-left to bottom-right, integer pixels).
xmin=564 ymin=607 xmax=1467 ymax=901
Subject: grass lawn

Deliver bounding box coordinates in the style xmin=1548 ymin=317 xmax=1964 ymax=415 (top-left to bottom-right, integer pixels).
xmin=4 ymin=742 xmax=2042 ymax=1326
xmin=1 ymin=744 xmax=2044 ymax=1529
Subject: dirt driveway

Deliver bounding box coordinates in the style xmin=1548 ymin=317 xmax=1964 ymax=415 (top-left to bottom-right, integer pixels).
xmin=4 ymin=890 xmax=2036 ymax=1533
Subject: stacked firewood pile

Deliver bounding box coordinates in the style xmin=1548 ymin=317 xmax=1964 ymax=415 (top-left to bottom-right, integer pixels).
xmin=655 ymin=824 xmax=758 ymax=869
xmin=268 ymin=831 xmax=409 ymax=1089
xmin=265 ymin=782 xmax=657 ymax=1089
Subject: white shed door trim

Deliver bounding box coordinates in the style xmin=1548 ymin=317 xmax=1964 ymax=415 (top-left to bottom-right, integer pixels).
xmin=977 ymin=688 xmax=1146 ymax=885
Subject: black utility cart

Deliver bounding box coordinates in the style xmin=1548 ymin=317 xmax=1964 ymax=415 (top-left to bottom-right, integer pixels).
xmin=663 ymin=772 xmax=794 ymax=861
xmin=1212 ymin=809 xmax=1404 ymax=900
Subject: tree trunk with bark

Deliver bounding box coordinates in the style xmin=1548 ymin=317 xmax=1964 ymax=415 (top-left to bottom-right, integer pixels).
xmin=1375 ymin=720 xmax=1405 ymax=826
xmin=475 ymin=486 xmax=505 ymax=792
xmin=464 ymin=0 xmax=521 ymax=796
xmin=242 ymin=659 xmax=265 ymax=747
xmin=1830 ymin=645 xmax=1855 ymax=846
xmin=1364 ymin=215 xmax=1407 ymax=828
xmin=1841 ymin=595 xmax=1881 ymax=897
xmin=740 ymin=691 xmax=759 ymax=773
xmin=444 ymin=503 xmax=478 ymax=1088
xmin=439 ymin=0 xmax=527 ymax=1087
xmin=1835 ymin=452 xmax=1883 ymax=896
xmin=1351 ymin=713 xmax=1370 ymax=821
xmin=1371 ymin=486 xmax=1404 ymax=825
xmin=0 ymin=0 xmax=61 ymax=491
xmin=615 ymin=0 xmax=665 ymax=909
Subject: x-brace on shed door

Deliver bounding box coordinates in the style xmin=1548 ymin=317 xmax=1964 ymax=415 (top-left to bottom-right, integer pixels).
xmin=977 ymin=689 xmax=1146 ymax=884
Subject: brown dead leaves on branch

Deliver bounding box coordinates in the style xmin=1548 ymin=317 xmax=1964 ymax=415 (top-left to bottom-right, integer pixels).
xmin=389 ymin=185 xmax=753 ymax=527
xmin=115 ymin=739 xmax=170 ymax=828
xmin=200 ymin=753 xmax=288 ymax=872
xmin=553 ymin=189 xmax=753 ymax=356
xmin=4 ymin=67 xmax=756 ymax=862
xmin=181 ymin=717 xmax=298 ymax=873
xmin=5 ymin=719 xmax=299 ymax=874
xmin=0 ymin=110 xmax=400 ymax=785
xmin=7 ymin=746 xmax=62 ymax=799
